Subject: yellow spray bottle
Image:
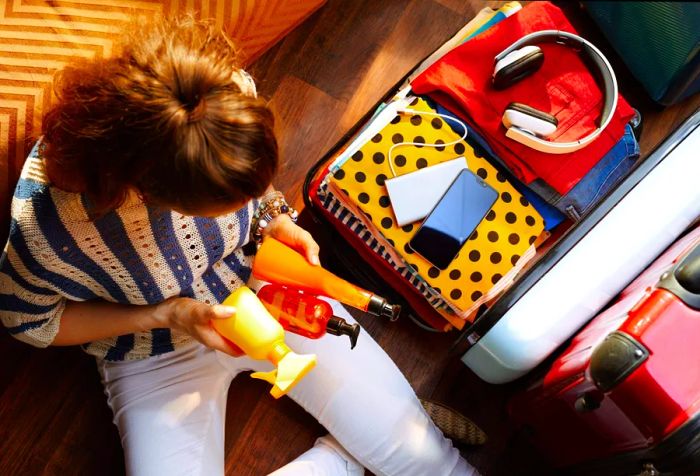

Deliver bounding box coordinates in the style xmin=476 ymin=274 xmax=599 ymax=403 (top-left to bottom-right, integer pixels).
xmin=211 ymin=286 xmax=317 ymax=399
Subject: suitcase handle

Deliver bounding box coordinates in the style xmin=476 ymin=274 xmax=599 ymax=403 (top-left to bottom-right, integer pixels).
xmin=659 ymin=240 xmax=700 ymax=310
xmin=676 ymin=243 xmax=700 ymax=294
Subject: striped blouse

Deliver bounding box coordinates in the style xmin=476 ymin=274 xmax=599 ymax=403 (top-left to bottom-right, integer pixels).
xmin=0 ymin=142 xmax=258 ymax=361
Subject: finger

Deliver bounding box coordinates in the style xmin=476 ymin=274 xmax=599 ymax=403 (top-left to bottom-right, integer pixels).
xmin=200 ymin=325 xmax=242 ymax=356
xmin=266 ymin=216 xmax=321 ymax=265
xmin=189 ymin=302 xmax=234 ymax=324
xmin=286 ymin=225 xmax=321 ymax=266
xmin=302 ymin=234 xmax=321 ymax=266
xmin=211 ymin=304 xmax=236 ymax=319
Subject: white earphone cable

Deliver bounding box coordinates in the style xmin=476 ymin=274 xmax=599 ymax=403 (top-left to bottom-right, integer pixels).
xmin=387 ymin=109 xmax=468 ymax=178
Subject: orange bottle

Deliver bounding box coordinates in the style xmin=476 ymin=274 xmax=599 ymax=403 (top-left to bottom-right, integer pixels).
xmin=253 ymin=237 xmax=401 ymax=321
xmin=257 ymin=284 xmax=361 ymax=348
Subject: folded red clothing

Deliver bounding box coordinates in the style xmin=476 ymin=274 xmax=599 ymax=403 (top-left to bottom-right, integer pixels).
xmin=411 ymin=1 xmax=635 ymax=195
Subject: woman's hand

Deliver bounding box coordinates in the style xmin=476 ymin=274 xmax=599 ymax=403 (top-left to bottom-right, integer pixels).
xmin=153 ymin=297 xmax=243 ymax=356
xmin=263 ymin=213 xmax=321 ymax=265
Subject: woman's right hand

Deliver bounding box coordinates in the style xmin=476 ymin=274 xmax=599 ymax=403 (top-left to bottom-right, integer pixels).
xmin=153 ymin=297 xmax=243 ymax=356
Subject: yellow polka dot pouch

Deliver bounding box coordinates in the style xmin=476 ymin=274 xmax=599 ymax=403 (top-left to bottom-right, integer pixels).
xmin=329 ymin=97 xmax=544 ymax=313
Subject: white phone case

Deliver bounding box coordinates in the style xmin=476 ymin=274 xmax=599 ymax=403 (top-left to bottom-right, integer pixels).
xmin=384 ymin=156 xmax=467 ymax=227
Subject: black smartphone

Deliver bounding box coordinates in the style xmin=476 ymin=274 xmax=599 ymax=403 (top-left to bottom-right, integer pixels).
xmin=408 ymin=169 xmax=498 ymax=270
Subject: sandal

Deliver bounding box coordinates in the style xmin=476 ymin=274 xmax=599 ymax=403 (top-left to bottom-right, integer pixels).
xmin=420 ymin=398 xmax=487 ymax=446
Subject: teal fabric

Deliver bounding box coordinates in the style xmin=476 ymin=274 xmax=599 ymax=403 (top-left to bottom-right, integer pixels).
xmin=585 ymin=2 xmax=700 ymax=103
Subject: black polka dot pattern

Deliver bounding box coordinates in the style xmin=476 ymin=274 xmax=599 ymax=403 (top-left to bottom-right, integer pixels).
xmin=327 ymin=97 xmax=544 ymax=311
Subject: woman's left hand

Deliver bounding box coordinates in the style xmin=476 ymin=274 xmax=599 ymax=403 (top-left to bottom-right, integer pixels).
xmin=263 ymin=213 xmax=320 ymax=265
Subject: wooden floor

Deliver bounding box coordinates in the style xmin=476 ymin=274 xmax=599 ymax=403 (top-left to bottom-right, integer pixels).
xmin=2 ymin=1 xmax=700 ymax=475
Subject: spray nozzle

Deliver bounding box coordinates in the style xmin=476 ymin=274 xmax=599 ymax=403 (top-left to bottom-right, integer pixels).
xmin=326 ymin=317 xmax=361 ymax=349
xmin=251 ymin=351 xmax=317 ymax=399
xmin=367 ymin=295 xmax=401 ymax=321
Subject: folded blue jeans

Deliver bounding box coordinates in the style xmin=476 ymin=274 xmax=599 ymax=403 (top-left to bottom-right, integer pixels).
xmin=528 ymin=124 xmax=640 ymax=221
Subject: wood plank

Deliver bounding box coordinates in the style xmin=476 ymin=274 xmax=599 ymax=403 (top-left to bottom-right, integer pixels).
xmin=266 ymin=75 xmax=346 ymax=208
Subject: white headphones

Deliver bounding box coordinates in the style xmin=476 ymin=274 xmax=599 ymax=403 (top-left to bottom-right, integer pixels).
xmin=493 ymin=30 xmax=618 ymax=154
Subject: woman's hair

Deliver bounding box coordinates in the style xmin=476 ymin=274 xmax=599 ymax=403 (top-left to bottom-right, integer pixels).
xmin=41 ymin=16 xmax=278 ymax=218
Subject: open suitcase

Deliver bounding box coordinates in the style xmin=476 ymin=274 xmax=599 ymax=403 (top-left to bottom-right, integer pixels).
xmin=508 ymin=224 xmax=700 ymax=476
xmin=302 ymin=2 xmax=700 ymax=384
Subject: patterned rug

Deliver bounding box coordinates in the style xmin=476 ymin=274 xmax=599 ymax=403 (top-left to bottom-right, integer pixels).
xmin=0 ymin=0 xmax=325 ymax=242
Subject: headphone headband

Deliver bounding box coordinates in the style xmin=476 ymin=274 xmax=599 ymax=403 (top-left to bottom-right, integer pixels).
xmin=495 ymin=30 xmax=618 ymax=154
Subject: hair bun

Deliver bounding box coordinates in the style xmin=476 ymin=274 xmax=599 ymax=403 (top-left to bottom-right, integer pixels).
xmin=186 ymin=96 xmax=207 ymax=123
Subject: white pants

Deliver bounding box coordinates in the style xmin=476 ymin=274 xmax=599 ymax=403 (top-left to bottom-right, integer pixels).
xmin=97 ymin=301 xmax=476 ymax=476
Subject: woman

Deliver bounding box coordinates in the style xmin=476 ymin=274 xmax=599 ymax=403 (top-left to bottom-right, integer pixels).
xmin=0 ymin=16 xmax=478 ymax=476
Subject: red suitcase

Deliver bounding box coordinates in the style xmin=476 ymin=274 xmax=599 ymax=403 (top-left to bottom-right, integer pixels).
xmin=508 ymin=226 xmax=700 ymax=475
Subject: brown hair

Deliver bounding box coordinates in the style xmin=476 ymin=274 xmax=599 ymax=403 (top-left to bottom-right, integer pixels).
xmin=41 ymin=16 xmax=278 ymax=218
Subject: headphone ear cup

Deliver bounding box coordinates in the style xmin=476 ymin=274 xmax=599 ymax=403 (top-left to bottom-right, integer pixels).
xmin=493 ymin=45 xmax=544 ymax=90
xmin=502 ymin=102 xmax=558 ymax=138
